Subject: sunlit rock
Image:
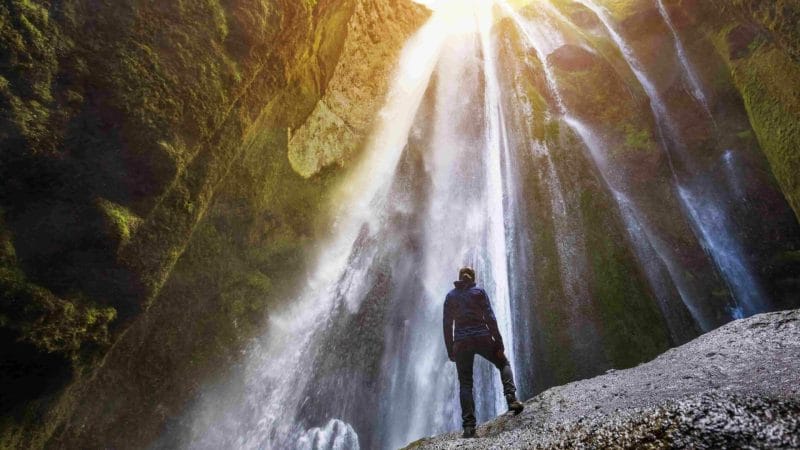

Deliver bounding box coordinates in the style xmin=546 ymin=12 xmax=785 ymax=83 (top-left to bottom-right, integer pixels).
xmin=288 ymin=0 xmax=430 ymax=178
xmin=548 ymin=44 xmax=597 ymax=72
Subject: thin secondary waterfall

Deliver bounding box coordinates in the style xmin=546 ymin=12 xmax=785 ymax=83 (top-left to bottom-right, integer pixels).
xmin=498 ymin=2 xmax=612 ymax=368
xmin=500 ymin=2 xmax=711 ymax=335
xmin=574 ymin=0 xmax=769 ymax=318
xmin=653 ymin=0 xmax=710 ymax=112
xmin=175 ymin=1 xmax=800 ymax=449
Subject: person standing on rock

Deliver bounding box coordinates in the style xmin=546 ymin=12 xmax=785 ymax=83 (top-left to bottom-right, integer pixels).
xmin=443 ymin=267 xmax=524 ymax=438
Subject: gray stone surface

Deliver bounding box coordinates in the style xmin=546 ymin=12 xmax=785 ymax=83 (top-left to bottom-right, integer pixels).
xmin=288 ymin=0 xmax=429 ymax=178
xmin=406 ymin=310 xmax=800 ymax=449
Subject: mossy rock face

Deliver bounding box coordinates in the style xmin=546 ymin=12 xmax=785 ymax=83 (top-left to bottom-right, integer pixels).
xmin=0 ymin=0 xmax=428 ymax=447
xmin=576 ymin=183 xmax=672 ymax=367
xmin=706 ymin=0 xmax=800 ymax=63
xmin=659 ymin=0 xmax=800 ymax=223
xmin=95 ymin=198 xmax=143 ymax=248
xmin=0 ymin=210 xmax=116 ymax=447
xmin=731 ymin=45 xmax=800 ymax=215
xmin=550 ymin=40 xmax=664 ymax=185
xmin=496 ymin=25 xmax=675 ymax=387
xmin=726 ymin=23 xmax=766 ymax=60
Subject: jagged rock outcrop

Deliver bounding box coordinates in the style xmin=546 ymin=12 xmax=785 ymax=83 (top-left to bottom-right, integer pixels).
xmin=406 ymin=309 xmax=800 ymax=449
xmin=288 ymin=0 xmax=427 ymax=177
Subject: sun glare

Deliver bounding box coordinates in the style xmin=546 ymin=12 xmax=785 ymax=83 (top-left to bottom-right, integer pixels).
xmin=413 ymin=0 xmax=536 ymax=11
xmin=411 ymin=0 xmax=538 ymax=30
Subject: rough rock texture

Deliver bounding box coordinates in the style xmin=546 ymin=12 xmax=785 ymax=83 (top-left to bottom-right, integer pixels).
xmin=1 ymin=0 xmax=798 ymax=448
xmin=288 ymin=0 xmax=426 ymax=177
xmin=702 ymin=0 xmax=800 ymax=222
xmin=0 ymin=0 xmax=427 ymax=448
xmin=406 ymin=309 xmax=800 ymax=449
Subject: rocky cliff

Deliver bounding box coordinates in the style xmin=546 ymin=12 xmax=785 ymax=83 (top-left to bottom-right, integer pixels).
xmin=0 ymin=0 xmax=427 ymax=448
xmin=1 ymin=0 xmax=799 ymax=448
xmin=406 ymin=309 xmax=800 ymax=449
xmin=494 ymin=0 xmax=800 ymax=393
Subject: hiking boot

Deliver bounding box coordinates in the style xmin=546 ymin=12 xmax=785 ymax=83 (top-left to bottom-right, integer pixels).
xmin=505 ymin=394 xmax=524 ymax=415
xmin=462 ymin=426 xmax=476 ymax=438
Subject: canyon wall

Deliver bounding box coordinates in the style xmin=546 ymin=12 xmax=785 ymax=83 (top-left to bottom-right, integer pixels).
xmin=0 ymin=0 xmax=798 ymax=448
xmin=0 ymin=0 xmax=427 ymax=447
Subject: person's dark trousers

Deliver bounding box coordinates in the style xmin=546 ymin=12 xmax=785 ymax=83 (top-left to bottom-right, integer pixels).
xmin=454 ymin=335 xmax=517 ymax=428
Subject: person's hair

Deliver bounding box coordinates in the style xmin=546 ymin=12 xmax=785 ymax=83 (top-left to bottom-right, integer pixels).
xmin=459 ymin=267 xmax=475 ymax=282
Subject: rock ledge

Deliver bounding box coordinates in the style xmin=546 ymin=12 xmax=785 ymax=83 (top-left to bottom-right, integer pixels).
xmin=406 ymin=310 xmax=800 ymax=449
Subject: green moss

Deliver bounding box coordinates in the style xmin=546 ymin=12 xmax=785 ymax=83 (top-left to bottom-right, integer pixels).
xmin=578 ymin=187 xmax=670 ymax=368
xmin=0 ymin=0 xmax=425 ymax=446
xmin=1 ymin=211 xmax=116 ymax=361
xmin=96 ymin=198 xmax=142 ymax=246
xmin=623 ymin=123 xmax=652 ymax=152
xmin=738 ymin=51 xmax=800 ymax=220
xmin=708 ymin=0 xmax=800 ymax=62
xmin=0 ymin=0 xmax=61 ymax=149
xmin=713 ymin=34 xmax=800 ymax=221
xmin=552 ymin=48 xmax=658 ymax=163
xmin=531 ymin=206 xmax=578 ymax=382
xmin=0 ymin=266 xmax=116 ymax=361
xmin=735 ymin=129 xmax=754 ymax=141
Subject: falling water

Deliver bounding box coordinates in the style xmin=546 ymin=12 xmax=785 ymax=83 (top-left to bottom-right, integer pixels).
xmin=501 ymin=3 xmax=714 ymax=334
xmin=173 ymin=1 xmax=800 ymax=449
xmin=653 ymin=0 xmax=710 ymax=112
xmin=573 ymin=0 xmax=771 ymax=318
xmin=563 ymin=116 xmax=715 ymax=331
xmin=183 ymin=9 xmax=449 ymax=448
xmin=498 ymin=2 xmax=611 ymax=368
xmin=381 ymin=2 xmax=524 ymax=446
xmin=185 ymin=2 xmax=526 ymax=449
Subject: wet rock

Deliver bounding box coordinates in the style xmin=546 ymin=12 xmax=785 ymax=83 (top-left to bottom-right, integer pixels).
xmin=568 ymin=8 xmax=599 ymax=29
xmin=547 ymin=45 xmax=596 ymax=72
xmin=620 ymin=7 xmax=669 ymax=39
xmin=661 ymin=3 xmax=693 ymax=30
xmin=727 ymin=24 xmax=766 ymax=60
xmin=406 ymin=310 xmax=800 ymax=449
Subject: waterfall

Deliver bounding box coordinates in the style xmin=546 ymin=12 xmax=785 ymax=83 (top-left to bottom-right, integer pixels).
xmin=184 ymin=10 xmax=449 ymax=448
xmin=175 ymin=1 xmax=800 ymax=449
xmin=500 ymin=2 xmax=712 ymax=334
xmin=573 ymin=0 xmax=770 ymax=318
xmin=498 ymin=2 xmax=612 ymax=369
xmin=381 ymin=2 xmax=522 ymax=446
xmin=186 ymin=2 xmax=526 ymax=449
xmin=653 ymin=0 xmax=710 ymax=113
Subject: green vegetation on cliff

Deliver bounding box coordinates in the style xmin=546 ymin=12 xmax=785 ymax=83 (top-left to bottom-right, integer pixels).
xmin=0 ymin=0 xmax=429 ymax=448
xmin=705 ymin=15 xmax=800 ymax=221
xmin=1 ymin=0 xmax=798 ymax=448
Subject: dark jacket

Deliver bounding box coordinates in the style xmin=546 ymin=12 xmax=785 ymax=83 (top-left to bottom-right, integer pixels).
xmin=443 ymin=281 xmax=503 ymax=358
